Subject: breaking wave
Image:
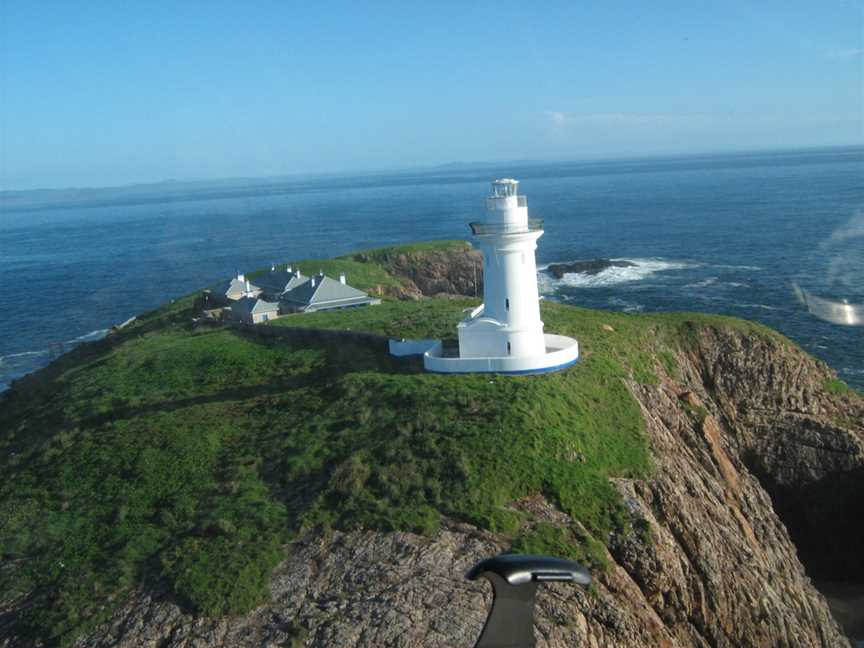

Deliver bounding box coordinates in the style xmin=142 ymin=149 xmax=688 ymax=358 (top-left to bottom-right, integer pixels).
xmin=0 ymin=328 xmax=110 ymax=391
xmin=606 ymin=297 xmax=645 ymax=313
xmin=68 ymin=329 xmax=110 ymax=344
xmin=538 ymin=258 xmax=691 ymax=292
xmin=684 ymin=277 xmax=719 ymax=288
xmin=683 ymin=277 xmax=750 ymax=290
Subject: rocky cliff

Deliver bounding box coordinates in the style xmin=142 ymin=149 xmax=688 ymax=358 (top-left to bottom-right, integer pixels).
xmin=1 ymin=243 xmax=861 ymax=648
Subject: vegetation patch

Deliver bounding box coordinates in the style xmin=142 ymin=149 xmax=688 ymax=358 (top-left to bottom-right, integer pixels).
xmin=823 ymin=377 xmax=852 ymax=396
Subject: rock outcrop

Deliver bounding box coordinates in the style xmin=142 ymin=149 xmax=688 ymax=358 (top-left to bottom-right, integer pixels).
xmin=355 ymin=246 xmax=483 ymax=299
xmin=64 ymin=324 xmax=861 ymax=648
xmin=546 ymin=259 xmax=637 ymax=279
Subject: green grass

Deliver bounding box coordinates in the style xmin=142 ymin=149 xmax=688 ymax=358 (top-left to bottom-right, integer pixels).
xmin=823 ymin=377 xmax=853 ymax=396
xmin=343 ymin=239 xmax=469 ymax=260
xmin=268 ymin=298 xmax=474 ymax=340
xmin=0 ymin=245 xmax=816 ymax=647
xmin=241 ymin=240 xmax=468 ymax=296
xmin=248 ymin=258 xmax=401 ymax=293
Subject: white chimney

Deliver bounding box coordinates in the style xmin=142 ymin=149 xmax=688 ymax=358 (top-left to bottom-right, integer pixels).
xmin=310 ymin=277 xmax=316 ymax=288
xmin=271 ymin=263 xmax=276 ymax=271
xmin=238 ymin=273 xmax=245 ymax=281
xmin=245 ymin=280 xmax=251 ymax=292
xmin=339 ymin=272 xmax=346 ymax=285
xmin=287 ymin=265 xmax=292 ymax=273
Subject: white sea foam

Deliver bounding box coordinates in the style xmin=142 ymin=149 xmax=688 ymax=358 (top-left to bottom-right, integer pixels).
xmin=606 ymin=297 xmax=645 ymax=312
xmin=732 ymin=302 xmax=782 ymax=311
xmin=684 ymin=277 xmax=719 ymax=289
xmin=0 ymin=329 xmax=109 ymax=379
xmin=538 ymin=258 xmax=691 ymax=293
xmin=684 ymin=277 xmax=750 ymax=290
xmin=67 ymin=329 xmax=109 ymax=344
xmin=2 ymin=350 xmax=50 ymax=359
xmin=710 ymin=264 xmax=764 ymax=271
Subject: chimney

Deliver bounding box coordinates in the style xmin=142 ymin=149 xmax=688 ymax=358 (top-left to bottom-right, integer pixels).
xmin=310 ymin=277 xmax=316 ymax=288
xmin=339 ymin=272 xmax=346 ymax=285
xmin=238 ymin=273 xmax=245 ymax=281
xmin=245 ymin=280 xmax=251 ymax=292
xmin=287 ymin=265 xmax=292 ymax=273
xmin=271 ymin=263 xmax=276 ymax=272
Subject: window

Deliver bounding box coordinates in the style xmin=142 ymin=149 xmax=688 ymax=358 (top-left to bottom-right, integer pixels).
xmin=505 ymin=298 xmax=510 ymax=311
xmin=507 ymin=342 xmax=511 ymax=355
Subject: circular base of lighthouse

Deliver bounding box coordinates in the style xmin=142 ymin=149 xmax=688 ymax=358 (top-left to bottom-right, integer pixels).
xmin=422 ymin=334 xmax=579 ymax=375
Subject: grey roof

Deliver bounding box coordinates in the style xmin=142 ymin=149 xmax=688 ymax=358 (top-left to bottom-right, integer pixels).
xmin=280 ymin=274 xmax=370 ymax=308
xmin=219 ymin=276 xmax=260 ymax=298
xmin=257 ymin=269 xmax=310 ymax=296
xmin=230 ymin=297 xmax=279 ymax=317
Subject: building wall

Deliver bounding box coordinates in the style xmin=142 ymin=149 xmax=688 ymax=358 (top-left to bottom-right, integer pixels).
xmin=252 ymin=311 xmax=278 ymax=324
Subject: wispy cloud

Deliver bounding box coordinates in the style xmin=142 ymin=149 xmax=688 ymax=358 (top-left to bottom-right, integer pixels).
xmin=827 ymin=47 xmax=864 ymax=59
xmin=544 ymin=111 xmax=686 ymax=127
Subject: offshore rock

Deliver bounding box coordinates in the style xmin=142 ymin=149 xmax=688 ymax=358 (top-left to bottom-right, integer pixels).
xmin=546 ymin=259 xmax=637 ymax=279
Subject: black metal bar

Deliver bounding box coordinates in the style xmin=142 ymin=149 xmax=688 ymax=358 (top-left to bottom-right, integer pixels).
xmin=467 ymin=554 xmax=591 ymax=648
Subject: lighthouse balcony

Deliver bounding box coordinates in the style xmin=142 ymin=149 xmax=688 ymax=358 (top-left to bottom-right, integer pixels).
xmin=486 ymin=195 xmax=528 ymax=209
xmin=469 ymin=218 xmax=543 ymax=236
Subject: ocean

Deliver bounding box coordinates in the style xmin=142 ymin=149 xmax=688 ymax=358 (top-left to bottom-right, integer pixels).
xmin=1 ymin=147 xmax=862 ymax=391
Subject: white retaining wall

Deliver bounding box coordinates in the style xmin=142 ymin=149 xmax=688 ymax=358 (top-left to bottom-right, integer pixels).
xmin=423 ymin=334 xmax=579 ymax=375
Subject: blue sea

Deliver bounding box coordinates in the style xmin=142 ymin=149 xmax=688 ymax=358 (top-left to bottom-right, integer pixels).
xmin=2 ymin=147 xmax=862 ymax=390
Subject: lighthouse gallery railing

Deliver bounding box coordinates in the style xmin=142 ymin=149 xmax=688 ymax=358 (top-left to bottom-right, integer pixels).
xmin=469 ymin=219 xmax=544 ymax=236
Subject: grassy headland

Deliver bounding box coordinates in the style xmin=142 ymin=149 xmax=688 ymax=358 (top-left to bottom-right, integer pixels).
xmin=0 ymin=240 xmax=824 ymax=647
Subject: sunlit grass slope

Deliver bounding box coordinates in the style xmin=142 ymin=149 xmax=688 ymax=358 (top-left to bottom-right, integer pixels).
xmin=0 ymin=241 xmax=796 ymax=647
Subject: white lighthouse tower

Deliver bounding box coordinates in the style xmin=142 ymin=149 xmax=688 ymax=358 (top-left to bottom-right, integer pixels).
xmin=416 ymin=178 xmax=579 ymax=374
xmin=458 ymin=179 xmax=546 ymax=358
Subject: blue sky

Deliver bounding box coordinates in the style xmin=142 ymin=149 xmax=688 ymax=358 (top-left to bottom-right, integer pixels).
xmin=1 ymin=1 xmax=862 ymax=189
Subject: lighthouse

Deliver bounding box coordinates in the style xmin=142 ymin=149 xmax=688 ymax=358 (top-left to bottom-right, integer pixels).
xmin=412 ymin=178 xmax=580 ymax=374
xmin=458 ymin=179 xmax=546 ymax=358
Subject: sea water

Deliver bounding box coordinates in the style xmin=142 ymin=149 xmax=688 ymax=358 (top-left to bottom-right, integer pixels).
xmin=1 ymin=147 xmax=862 ymax=391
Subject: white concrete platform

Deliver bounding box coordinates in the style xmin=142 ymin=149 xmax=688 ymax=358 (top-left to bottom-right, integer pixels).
xmin=420 ymin=333 xmax=579 ymax=375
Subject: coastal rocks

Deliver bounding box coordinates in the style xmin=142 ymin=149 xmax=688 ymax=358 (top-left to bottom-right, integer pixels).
xmin=545 ymin=259 xmax=637 ymax=279
xmin=685 ymin=327 xmax=864 ymax=585
xmin=69 ymin=523 xmax=679 ymax=648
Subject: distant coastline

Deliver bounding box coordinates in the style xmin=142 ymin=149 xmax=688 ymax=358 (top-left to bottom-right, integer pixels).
xmin=4 ymin=145 xmax=862 ymax=214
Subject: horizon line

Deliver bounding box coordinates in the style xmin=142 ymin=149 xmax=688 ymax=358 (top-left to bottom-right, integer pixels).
xmin=2 ymin=142 xmax=862 ymax=195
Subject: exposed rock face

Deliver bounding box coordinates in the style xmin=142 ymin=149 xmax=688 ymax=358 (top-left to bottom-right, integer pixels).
xmin=64 ymin=325 xmax=861 ymax=648
xmin=546 ymin=259 xmax=637 ymax=279
xmin=360 ymin=247 xmax=483 ymax=299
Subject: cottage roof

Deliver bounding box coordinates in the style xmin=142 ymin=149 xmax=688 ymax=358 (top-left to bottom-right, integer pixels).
xmin=230 ymin=297 xmax=279 ymax=317
xmin=256 ymin=268 xmax=304 ymax=295
xmin=219 ymin=276 xmax=260 ymax=297
xmin=281 ymin=274 xmax=369 ymax=307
